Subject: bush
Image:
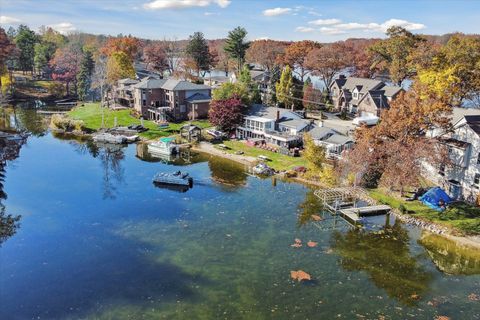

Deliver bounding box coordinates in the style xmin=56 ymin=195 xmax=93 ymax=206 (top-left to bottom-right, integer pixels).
xmin=399 ymin=204 xmax=407 ymax=214
xmin=50 ymin=114 xmax=85 ymax=132
xmin=48 ymin=82 xmax=66 ymax=98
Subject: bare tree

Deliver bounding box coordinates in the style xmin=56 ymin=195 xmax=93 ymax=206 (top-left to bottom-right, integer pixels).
xmin=161 ymin=37 xmax=182 ymax=75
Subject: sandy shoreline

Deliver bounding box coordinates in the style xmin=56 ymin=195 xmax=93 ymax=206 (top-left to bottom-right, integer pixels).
xmin=191 ymin=141 xmax=257 ymax=166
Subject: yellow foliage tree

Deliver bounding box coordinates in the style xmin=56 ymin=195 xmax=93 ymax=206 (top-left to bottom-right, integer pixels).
xmin=106 ymin=51 xmax=136 ymax=84
xmin=303 ymin=133 xmax=326 ymax=178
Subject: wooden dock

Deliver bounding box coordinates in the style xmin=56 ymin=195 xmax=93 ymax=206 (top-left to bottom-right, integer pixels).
xmin=339 ymin=205 xmax=391 ymax=223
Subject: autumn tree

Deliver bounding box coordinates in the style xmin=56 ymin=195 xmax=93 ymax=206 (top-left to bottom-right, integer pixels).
xmin=282 ymin=40 xmax=320 ymax=82
xmin=14 ymin=25 xmax=38 ymax=74
xmin=417 ymin=35 xmax=480 ymax=107
xmin=341 ymin=84 xmax=451 ymax=192
xmin=0 ymin=27 xmax=15 ymax=91
xmin=143 ymin=42 xmax=168 ymax=75
xmin=344 ymin=38 xmax=378 ymax=78
xmin=303 ymin=133 xmax=326 ymax=177
xmin=306 ymin=42 xmax=350 ymax=95
xmin=210 ymin=39 xmax=231 ymax=76
xmin=369 ymin=26 xmax=424 ymax=85
xmin=50 ymin=44 xmax=83 ymax=95
xmin=212 ymin=82 xmax=250 ymax=105
xmin=224 ymin=26 xmax=250 ymax=72
xmin=77 ymin=49 xmax=95 ymax=101
xmin=185 ymin=32 xmax=213 ymax=79
xmin=303 ymin=78 xmax=322 ymax=110
xmin=34 ymin=27 xmax=66 ymax=77
xmin=100 ymin=36 xmax=141 ymax=60
xmin=160 ymin=37 xmax=182 ymax=75
xmin=208 ymin=95 xmax=244 ymax=132
xmin=276 ymin=65 xmax=294 ymax=108
xmin=246 ymin=39 xmax=288 ymax=72
xmin=106 ymin=51 xmax=136 ymax=84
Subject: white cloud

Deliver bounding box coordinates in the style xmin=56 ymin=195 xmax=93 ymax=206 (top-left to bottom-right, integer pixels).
xmin=48 ymin=22 xmax=76 ymax=35
xmin=295 ymin=26 xmax=315 ymax=33
xmin=309 ymin=18 xmax=341 ymax=26
xmin=308 ymin=10 xmax=321 ymax=17
xmin=263 ymin=7 xmax=292 ymax=17
xmin=0 ymin=15 xmax=21 ymax=24
xmin=255 ymin=36 xmax=270 ymax=41
xmin=319 ymin=27 xmax=346 ymax=35
xmin=143 ymin=0 xmax=231 ymax=10
xmin=315 ymin=18 xmax=425 ymax=35
xmin=382 ymin=19 xmax=425 ymax=31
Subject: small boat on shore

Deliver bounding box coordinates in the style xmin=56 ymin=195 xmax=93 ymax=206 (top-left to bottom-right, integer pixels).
xmin=153 ymin=171 xmax=193 ymax=191
xmin=148 ymin=137 xmax=179 ymax=155
xmin=252 ymin=162 xmax=274 ymax=176
xmin=93 ymin=133 xmax=127 ymax=144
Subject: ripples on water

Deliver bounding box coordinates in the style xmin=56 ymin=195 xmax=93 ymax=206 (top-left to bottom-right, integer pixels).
xmin=0 ymin=106 xmax=479 ymax=320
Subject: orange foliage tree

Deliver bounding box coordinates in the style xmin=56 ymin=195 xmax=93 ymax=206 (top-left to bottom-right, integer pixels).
xmin=280 ymin=40 xmax=321 ymax=82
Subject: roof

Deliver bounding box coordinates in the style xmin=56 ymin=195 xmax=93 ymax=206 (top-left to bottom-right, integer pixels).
xmin=118 ymin=78 xmax=139 ymax=85
xmin=186 ymin=92 xmax=211 ymax=103
xmin=246 ymin=104 xmax=302 ymax=121
xmin=278 ymin=119 xmax=310 ymax=129
xmin=181 ymin=124 xmax=202 ymax=131
xmin=133 ymin=77 xmax=167 ymax=89
xmin=365 ymin=90 xmax=390 ymax=109
xmin=464 ymin=115 xmax=480 ymax=136
xmin=161 ymin=79 xmax=211 ymax=91
xmin=439 ymin=137 xmax=470 ymax=149
xmin=382 ymin=86 xmax=403 ymax=97
xmin=323 ymin=134 xmax=353 ymax=145
xmin=341 ymin=77 xmax=384 ymax=94
xmin=308 ymin=126 xmax=336 ymax=140
xmin=451 ymin=107 xmax=480 ymax=125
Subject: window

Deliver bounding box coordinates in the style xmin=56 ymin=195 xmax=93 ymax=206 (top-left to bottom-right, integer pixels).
xmin=142 ymin=99 xmax=146 ymax=106
xmin=166 ymin=94 xmax=170 ymax=101
xmin=353 ymin=92 xmax=358 ymax=99
xmin=475 ymin=174 xmax=480 ymax=189
xmin=439 ymin=163 xmax=445 ymax=176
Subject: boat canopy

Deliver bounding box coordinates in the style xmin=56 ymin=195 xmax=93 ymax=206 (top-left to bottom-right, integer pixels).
xmin=419 ymin=187 xmax=452 ymax=211
xmin=160 ymin=137 xmax=176 ymax=143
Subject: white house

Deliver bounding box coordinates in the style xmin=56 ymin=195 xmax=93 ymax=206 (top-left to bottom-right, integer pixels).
xmin=308 ymin=126 xmax=354 ymax=159
xmin=423 ymin=113 xmax=480 ymax=201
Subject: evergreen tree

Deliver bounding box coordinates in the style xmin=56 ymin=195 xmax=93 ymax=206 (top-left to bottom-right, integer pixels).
xmin=276 ymin=65 xmax=294 ymax=108
xmin=77 ymin=50 xmax=95 ymax=101
xmin=185 ymin=32 xmax=212 ymax=78
xmin=14 ymin=25 xmax=38 ymax=73
xmin=269 ymin=65 xmax=281 ymax=105
xmin=224 ymin=26 xmax=250 ymax=72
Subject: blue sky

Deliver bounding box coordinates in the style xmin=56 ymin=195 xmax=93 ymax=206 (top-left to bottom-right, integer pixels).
xmin=1 ymin=0 xmax=479 ymax=41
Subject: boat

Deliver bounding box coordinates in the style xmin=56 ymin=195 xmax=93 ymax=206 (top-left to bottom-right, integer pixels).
xmin=252 ymin=162 xmax=274 ymax=176
xmin=147 ymin=137 xmax=179 ymax=155
xmin=153 ymin=171 xmax=193 ymax=190
xmin=92 ymin=133 xmax=127 ymax=144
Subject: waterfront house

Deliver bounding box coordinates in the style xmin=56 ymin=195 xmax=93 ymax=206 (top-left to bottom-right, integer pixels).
xmin=115 ymin=78 xmax=139 ymax=107
xmin=132 ymin=77 xmax=212 ymax=122
xmin=329 ymin=76 xmax=402 ymax=116
xmin=423 ymin=109 xmax=480 ymax=202
xmin=308 ymin=126 xmax=354 ymax=159
xmin=236 ymin=104 xmax=313 ymax=148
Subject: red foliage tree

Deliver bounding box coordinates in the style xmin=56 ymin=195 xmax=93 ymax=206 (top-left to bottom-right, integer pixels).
xmin=281 ymin=40 xmax=321 ymax=82
xmin=143 ymin=42 xmax=168 ymax=74
xmin=50 ymin=44 xmax=82 ymax=95
xmin=246 ymin=39 xmax=289 ymax=71
xmin=208 ymin=95 xmax=243 ymax=132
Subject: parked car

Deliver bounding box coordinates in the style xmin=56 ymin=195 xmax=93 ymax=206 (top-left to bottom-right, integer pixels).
xmin=207 ymin=129 xmax=226 ymax=139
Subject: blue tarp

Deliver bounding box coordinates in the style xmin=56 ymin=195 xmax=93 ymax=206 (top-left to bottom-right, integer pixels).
xmin=419 ymin=187 xmax=452 ymax=211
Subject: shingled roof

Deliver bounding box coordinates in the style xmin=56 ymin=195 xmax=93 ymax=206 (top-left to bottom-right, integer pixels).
xmin=464 ymin=115 xmax=480 ymax=135
xmin=161 ymin=79 xmax=211 ymax=91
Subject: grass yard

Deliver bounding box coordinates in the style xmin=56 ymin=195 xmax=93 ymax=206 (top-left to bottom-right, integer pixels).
xmin=68 ymin=103 xmax=211 ymax=140
xmin=369 ymin=188 xmax=480 ymax=235
xmin=220 ymin=140 xmax=307 ymax=171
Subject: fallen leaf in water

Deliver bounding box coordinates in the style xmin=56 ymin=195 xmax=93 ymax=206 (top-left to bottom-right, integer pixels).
xmin=290 ymin=270 xmax=311 ymax=282
xmin=435 ymin=317 xmax=450 ymax=320
xmin=307 ymin=241 xmax=318 ymax=247
xmin=294 ymin=238 xmax=302 ymax=243
xmin=290 ymin=243 xmax=302 ymax=248
xmin=468 ymin=293 xmax=480 ymax=301
xmin=311 ymin=215 xmax=322 ymax=221
xmin=410 ymin=294 xmax=420 ymax=300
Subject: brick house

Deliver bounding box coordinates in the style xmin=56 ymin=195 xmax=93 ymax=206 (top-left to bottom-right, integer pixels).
xmin=133 ymin=77 xmax=211 ymax=122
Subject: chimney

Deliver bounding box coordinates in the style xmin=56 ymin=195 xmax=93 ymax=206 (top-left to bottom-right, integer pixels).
xmin=276 ymin=110 xmax=280 ymax=122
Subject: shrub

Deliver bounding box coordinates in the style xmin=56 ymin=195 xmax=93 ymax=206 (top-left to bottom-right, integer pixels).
xmin=50 ymin=114 xmax=85 ymax=132
xmin=399 ymin=204 xmax=407 ymax=214
xmin=48 ymin=82 xmax=66 ymax=98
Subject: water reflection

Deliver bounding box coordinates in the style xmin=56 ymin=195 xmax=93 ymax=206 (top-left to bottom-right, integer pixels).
xmin=297 ymin=190 xmax=323 ymax=227
xmin=0 ymin=132 xmax=27 ymax=245
xmin=331 ymin=223 xmax=432 ymax=305
xmin=207 ymin=155 xmax=247 ymax=188
xmin=0 ymin=105 xmax=48 ymax=136
xmin=419 ymin=232 xmax=480 ymax=275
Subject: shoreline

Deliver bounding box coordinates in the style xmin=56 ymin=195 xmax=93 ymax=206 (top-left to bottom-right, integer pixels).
xmin=191 ymin=141 xmax=480 ymax=249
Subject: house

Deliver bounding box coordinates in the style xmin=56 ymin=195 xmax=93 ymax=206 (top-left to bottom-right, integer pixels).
xmin=423 ymin=112 xmax=480 ymax=202
xmin=236 ymin=104 xmax=313 ymax=148
xmin=330 ymin=76 xmax=402 ymax=116
xmin=132 ymin=77 xmax=212 ymax=122
xmin=308 ymin=126 xmax=354 ymax=159
xmin=115 ymin=78 xmax=139 ymax=107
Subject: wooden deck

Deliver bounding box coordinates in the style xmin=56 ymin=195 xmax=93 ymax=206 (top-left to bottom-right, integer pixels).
xmin=339 ymin=205 xmax=391 ymax=223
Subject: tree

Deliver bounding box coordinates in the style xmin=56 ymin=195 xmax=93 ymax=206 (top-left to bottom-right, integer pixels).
xmin=91 ymin=54 xmax=108 ymax=103
xmin=14 ymin=25 xmax=38 ymax=74
xmin=276 ymin=65 xmax=294 ymax=108
xmin=143 ymin=42 xmax=168 ymax=75
xmin=106 ymin=51 xmax=136 ymax=84
xmin=303 ymin=79 xmax=322 ymax=110
xmin=77 ymin=49 xmax=95 ymax=101
xmin=34 ymin=27 xmax=66 ymax=76
xmin=160 ymin=37 xmax=182 ymax=75
xmin=369 ymin=26 xmax=424 ymax=85
xmin=185 ymin=32 xmax=213 ymax=79
xmin=0 ymin=27 xmax=15 ymax=91
xmin=268 ymin=64 xmax=281 ymax=105
xmin=344 ymin=38 xmax=378 ymax=78
xmin=50 ymin=44 xmax=83 ymax=95
xmin=210 ymin=39 xmax=231 ymax=76
xmin=246 ymin=39 xmax=287 ymax=72
xmin=303 ymin=133 xmax=326 ymax=177
xmin=305 ymin=42 xmax=349 ymax=95
xmin=417 ymin=35 xmax=480 ymax=107
xmin=341 ymin=84 xmax=451 ymax=193
xmin=282 ymin=40 xmax=320 ymax=82
xmin=100 ymin=36 xmax=141 ymax=60
xmin=208 ymin=95 xmax=244 ymax=132
xmin=224 ymin=26 xmax=250 ymax=72
xmin=212 ymin=82 xmax=250 ymax=105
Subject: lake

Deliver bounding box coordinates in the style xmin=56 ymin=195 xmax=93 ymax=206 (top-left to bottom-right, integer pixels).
xmin=1 ymin=106 xmax=480 ymax=319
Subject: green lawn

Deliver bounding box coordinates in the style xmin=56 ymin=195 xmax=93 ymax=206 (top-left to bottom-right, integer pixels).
xmin=369 ymin=189 xmax=480 ymax=235
xmin=220 ymin=140 xmax=307 ymax=171
xmin=68 ymin=103 xmax=211 ymax=140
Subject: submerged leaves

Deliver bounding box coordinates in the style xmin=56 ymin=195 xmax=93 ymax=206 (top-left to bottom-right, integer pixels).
xmin=290 ymin=270 xmax=311 ymax=282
